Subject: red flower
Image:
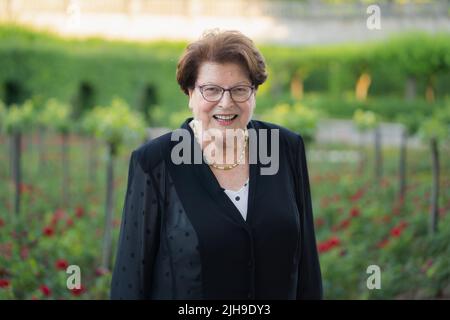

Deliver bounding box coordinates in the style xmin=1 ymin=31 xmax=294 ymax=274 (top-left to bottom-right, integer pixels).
xmin=390 ymin=221 xmax=408 ymax=238
xmin=75 ymin=206 xmax=84 ymax=218
xmin=377 ymin=238 xmax=390 ymax=249
xmin=43 ymin=226 xmax=54 ymax=237
xmin=40 ymin=285 xmax=52 ymax=297
xmin=20 ymin=247 xmax=29 ymax=260
xmin=350 ymin=207 xmax=360 ymax=218
xmin=55 ymin=259 xmax=69 ymax=271
xmin=315 ymin=217 xmax=325 ymax=228
xmin=329 ymin=236 xmax=340 ymax=246
xmin=340 ymin=218 xmax=351 ymax=229
xmin=51 ymin=209 xmax=66 ymax=225
xmin=0 ymin=279 xmax=10 ymax=288
xmin=318 ymin=236 xmax=341 ymax=254
xmin=332 ymin=218 xmax=352 ymax=231
xmin=71 ymin=285 xmax=85 ymax=296
xmin=95 ymin=267 xmax=108 ymax=277
xmin=318 ymin=242 xmax=330 ymax=253
xmin=390 ymin=227 xmax=402 ymax=237
xmin=350 ymin=188 xmax=365 ymax=202
xmin=0 ymin=218 xmax=4 ymax=228
xmin=19 ymin=183 xmax=33 ymax=194
xmin=66 ymin=218 xmax=74 ymax=227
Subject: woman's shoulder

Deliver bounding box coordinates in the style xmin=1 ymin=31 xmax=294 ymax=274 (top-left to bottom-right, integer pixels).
xmin=131 ymin=131 xmax=173 ymax=173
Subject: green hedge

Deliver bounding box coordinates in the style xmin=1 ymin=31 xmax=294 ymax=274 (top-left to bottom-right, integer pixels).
xmin=1 ymin=25 xmax=449 ymax=127
xmin=0 ymin=25 xmax=188 ymax=124
xmin=262 ymin=33 xmax=450 ymax=101
xmin=299 ymin=94 xmax=446 ymax=121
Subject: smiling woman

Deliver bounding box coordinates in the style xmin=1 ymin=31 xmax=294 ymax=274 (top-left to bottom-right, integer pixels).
xmin=110 ymin=29 xmax=322 ymax=300
xmin=189 ymin=63 xmax=254 ymax=129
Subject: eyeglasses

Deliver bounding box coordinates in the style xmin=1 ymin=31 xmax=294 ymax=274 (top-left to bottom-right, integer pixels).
xmin=197 ymin=84 xmax=255 ymax=103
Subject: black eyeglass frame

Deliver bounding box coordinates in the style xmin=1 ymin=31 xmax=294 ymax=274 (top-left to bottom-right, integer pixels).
xmin=196 ymin=84 xmax=255 ymax=102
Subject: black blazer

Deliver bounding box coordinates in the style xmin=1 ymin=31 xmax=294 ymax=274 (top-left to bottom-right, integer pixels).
xmin=110 ymin=118 xmax=322 ymax=300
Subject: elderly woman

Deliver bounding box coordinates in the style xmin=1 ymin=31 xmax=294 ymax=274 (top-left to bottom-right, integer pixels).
xmin=111 ymin=30 xmax=322 ymax=300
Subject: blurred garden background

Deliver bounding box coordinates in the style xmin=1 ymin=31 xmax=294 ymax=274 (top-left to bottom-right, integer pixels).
xmin=0 ymin=0 xmax=449 ymax=300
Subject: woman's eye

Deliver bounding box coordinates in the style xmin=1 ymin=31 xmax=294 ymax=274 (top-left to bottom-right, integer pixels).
xmin=204 ymin=87 xmax=220 ymax=94
xmin=233 ymin=87 xmax=248 ymax=94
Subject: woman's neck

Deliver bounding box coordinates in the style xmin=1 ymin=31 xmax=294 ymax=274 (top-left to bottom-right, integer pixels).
xmin=190 ymin=119 xmax=248 ymax=165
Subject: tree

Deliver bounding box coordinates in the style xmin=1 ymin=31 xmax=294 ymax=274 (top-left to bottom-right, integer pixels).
xmin=3 ymin=101 xmax=34 ymax=217
xmin=261 ymin=102 xmax=319 ymax=144
xmin=353 ymin=109 xmax=381 ymax=182
xmin=79 ymin=107 xmax=100 ymax=190
xmin=41 ymin=99 xmax=73 ymax=208
xmin=32 ymin=96 xmax=50 ymax=173
xmin=418 ymin=104 xmax=450 ymax=234
xmin=395 ymin=112 xmax=421 ymax=201
xmin=0 ymin=99 xmax=5 ymax=151
xmin=84 ymin=98 xmax=146 ymax=270
xmin=382 ymin=33 xmax=443 ymax=101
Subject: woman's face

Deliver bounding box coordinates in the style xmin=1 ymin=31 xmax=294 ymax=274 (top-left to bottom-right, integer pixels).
xmin=188 ymin=62 xmax=256 ymax=134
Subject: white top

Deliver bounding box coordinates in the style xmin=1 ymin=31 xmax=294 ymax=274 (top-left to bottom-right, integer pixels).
xmin=223 ymin=179 xmax=249 ymax=221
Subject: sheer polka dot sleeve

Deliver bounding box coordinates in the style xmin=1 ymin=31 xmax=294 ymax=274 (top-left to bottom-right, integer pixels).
xmin=110 ymin=151 xmax=162 ymax=300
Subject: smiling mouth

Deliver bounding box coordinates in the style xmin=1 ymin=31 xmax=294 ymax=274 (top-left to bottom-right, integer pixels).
xmin=213 ymin=114 xmax=238 ymax=121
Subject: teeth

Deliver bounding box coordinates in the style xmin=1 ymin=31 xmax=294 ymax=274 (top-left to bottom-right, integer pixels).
xmin=214 ymin=114 xmax=236 ymax=120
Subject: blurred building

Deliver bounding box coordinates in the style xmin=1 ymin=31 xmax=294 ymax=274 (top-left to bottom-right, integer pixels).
xmin=0 ymin=0 xmax=449 ymax=45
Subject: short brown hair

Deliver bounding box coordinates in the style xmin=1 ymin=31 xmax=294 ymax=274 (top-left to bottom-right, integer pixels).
xmin=176 ymin=30 xmax=268 ymax=95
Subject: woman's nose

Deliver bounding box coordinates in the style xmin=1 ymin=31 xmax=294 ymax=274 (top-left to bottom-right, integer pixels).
xmin=218 ymin=90 xmax=234 ymax=108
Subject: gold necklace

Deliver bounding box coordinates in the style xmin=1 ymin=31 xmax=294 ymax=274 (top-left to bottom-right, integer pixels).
xmin=191 ymin=120 xmax=248 ymax=170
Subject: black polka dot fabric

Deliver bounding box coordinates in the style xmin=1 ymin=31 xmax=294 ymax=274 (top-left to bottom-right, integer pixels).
xmin=150 ymin=176 xmax=202 ymax=299
xmin=111 ymin=154 xmax=202 ymax=300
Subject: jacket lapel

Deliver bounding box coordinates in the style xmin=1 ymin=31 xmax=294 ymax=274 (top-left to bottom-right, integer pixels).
xmin=171 ymin=118 xmax=261 ymax=228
